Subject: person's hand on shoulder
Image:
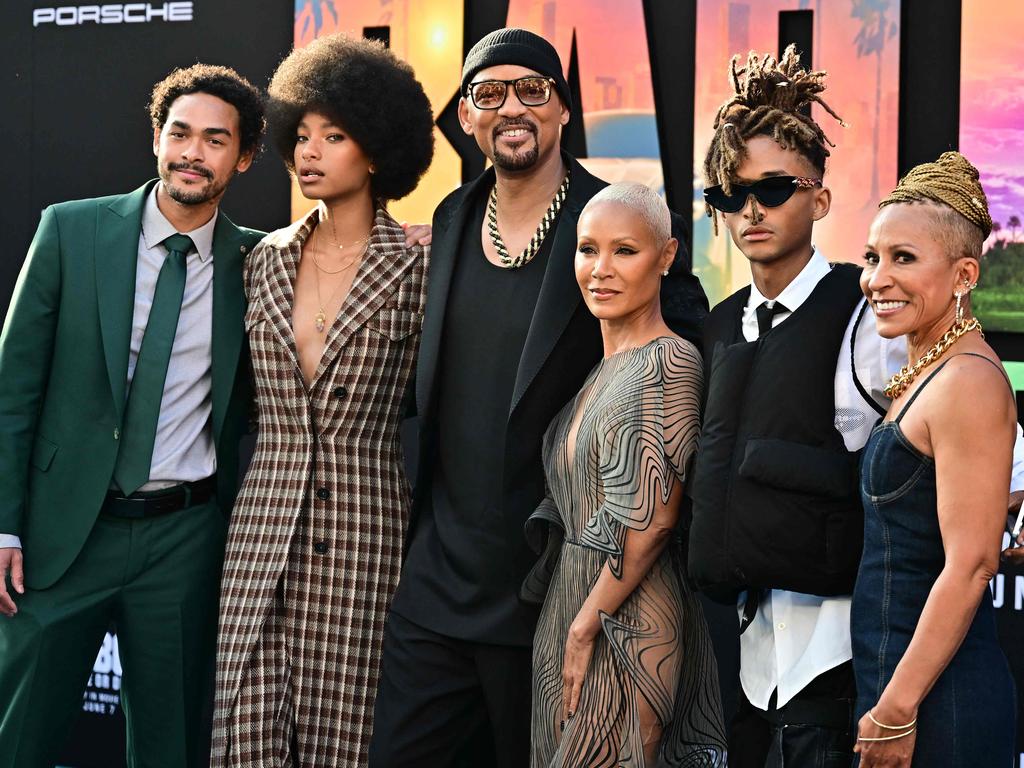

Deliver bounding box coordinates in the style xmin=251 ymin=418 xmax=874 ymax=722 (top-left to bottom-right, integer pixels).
xmin=401 ymin=222 xmax=432 ymax=248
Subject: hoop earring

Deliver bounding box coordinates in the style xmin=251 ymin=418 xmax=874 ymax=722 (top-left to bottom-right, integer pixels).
xmin=955 ymin=290 xmax=965 ymax=324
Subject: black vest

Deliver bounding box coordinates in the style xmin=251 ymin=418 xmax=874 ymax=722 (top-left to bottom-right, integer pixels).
xmin=688 ymin=263 xmax=865 ymax=600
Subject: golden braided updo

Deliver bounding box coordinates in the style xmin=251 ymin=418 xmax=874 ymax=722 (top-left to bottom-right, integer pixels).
xmin=879 ymin=151 xmax=992 ymax=239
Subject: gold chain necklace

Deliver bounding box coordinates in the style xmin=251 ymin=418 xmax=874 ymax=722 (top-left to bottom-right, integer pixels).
xmin=884 ymin=316 xmax=984 ymax=399
xmin=311 ymin=224 xmax=368 ymax=333
xmin=323 ymin=208 xmax=370 ymax=252
xmin=487 ymin=171 xmax=570 ymax=269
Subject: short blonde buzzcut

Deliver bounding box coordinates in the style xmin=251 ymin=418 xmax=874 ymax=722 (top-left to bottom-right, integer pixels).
xmin=582 ymin=182 xmax=672 ymax=245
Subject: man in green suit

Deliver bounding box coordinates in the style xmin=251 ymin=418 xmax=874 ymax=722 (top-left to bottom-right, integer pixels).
xmin=0 ymin=64 xmax=265 ymax=767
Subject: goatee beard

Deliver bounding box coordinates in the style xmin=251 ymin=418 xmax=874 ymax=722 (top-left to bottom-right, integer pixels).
xmin=159 ymin=164 xmax=225 ymax=205
xmin=492 ymin=145 xmax=540 ymax=172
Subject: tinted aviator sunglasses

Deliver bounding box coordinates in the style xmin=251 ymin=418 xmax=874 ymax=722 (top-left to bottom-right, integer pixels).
xmin=465 ymin=76 xmax=556 ymax=110
xmin=703 ymin=175 xmax=822 ymax=213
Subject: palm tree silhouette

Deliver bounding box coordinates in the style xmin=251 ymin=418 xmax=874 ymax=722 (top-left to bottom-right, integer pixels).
xmin=851 ymin=0 xmax=897 ymax=204
xmin=1009 ymin=215 xmax=1021 ymax=243
xmin=991 ymin=220 xmax=1002 ymax=249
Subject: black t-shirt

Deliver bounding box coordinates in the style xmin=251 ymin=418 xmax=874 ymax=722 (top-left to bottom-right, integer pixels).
xmin=393 ymin=192 xmax=558 ymax=643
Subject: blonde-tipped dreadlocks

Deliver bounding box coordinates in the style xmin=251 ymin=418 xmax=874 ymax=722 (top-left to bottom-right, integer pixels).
xmin=703 ymin=45 xmax=846 ymax=231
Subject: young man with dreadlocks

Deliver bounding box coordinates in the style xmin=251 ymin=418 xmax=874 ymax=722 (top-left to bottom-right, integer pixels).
xmin=686 ymin=47 xmax=1024 ymax=767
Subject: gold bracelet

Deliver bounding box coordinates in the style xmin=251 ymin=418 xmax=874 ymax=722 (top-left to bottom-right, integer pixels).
xmin=868 ymin=710 xmax=918 ymax=731
xmin=858 ymin=727 xmax=916 ymax=742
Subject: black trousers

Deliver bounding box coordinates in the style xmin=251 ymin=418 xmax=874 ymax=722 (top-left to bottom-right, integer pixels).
xmin=729 ymin=661 xmax=856 ymax=768
xmin=368 ymin=611 xmax=533 ymax=768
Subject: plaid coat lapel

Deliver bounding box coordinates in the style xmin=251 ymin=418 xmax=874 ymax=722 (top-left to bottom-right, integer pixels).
xmin=311 ymin=208 xmax=417 ymax=389
xmin=253 ymin=212 xmax=310 ymax=379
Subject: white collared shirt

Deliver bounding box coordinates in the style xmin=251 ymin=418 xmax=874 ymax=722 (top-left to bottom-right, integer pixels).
xmin=737 ymin=249 xmax=1024 ymax=710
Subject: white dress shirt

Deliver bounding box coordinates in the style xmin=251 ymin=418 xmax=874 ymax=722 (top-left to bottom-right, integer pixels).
xmin=0 ymin=188 xmax=219 ymax=550
xmin=737 ymin=250 xmax=1024 ymax=710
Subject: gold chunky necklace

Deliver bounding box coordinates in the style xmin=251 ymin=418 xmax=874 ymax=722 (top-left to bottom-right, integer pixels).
xmin=884 ymin=316 xmax=984 ymax=399
xmin=487 ymin=171 xmax=570 ymax=269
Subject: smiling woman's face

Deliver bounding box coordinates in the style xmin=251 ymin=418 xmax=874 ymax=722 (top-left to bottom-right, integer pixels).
xmin=862 ymin=203 xmax=979 ymax=341
xmin=575 ymin=200 xmax=676 ymax=322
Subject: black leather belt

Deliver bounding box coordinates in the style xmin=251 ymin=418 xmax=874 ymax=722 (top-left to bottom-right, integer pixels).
xmin=102 ymin=476 xmax=217 ymax=519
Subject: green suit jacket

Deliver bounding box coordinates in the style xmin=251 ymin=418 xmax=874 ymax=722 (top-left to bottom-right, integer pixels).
xmin=0 ymin=180 xmax=264 ymax=589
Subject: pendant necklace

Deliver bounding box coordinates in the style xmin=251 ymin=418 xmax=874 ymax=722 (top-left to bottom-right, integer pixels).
xmin=311 ymin=221 xmax=369 ymax=333
xmin=322 ymin=207 xmax=370 ymax=253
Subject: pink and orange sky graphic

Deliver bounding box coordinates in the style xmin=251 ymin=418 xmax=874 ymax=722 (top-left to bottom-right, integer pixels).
xmin=961 ymin=0 xmax=1024 ymax=245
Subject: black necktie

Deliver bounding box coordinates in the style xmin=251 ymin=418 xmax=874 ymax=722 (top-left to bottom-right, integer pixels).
xmin=755 ymin=300 xmax=788 ymax=337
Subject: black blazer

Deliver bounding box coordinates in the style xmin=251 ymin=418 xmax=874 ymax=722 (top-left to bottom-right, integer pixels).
xmin=409 ymin=154 xmax=709 ymax=628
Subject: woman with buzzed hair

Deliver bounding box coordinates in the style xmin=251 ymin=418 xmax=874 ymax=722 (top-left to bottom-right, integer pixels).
xmin=852 ymin=152 xmax=1016 ymax=767
xmin=211 ymin=33 xmax=434 ymax=766
xmin=526 ymin=183 xmax=726 ymax=767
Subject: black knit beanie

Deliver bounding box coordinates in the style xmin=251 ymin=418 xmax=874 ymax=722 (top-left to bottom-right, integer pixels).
xmin=461 ymin=28 xmax=571 ymax=111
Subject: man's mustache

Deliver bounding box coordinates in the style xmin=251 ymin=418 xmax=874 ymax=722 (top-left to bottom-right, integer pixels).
xmin=167 ymin=162 xmax=213 ymax=179
xmin=493 ymin=119 xmax=537 ymax=138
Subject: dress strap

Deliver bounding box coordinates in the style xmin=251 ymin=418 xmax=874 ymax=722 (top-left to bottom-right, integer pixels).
xmin=894 ymin=352 xmax=1011 ymax=424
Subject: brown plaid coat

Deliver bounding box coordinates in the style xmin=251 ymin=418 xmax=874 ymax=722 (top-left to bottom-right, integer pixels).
xmin=211 ymin=207 xmax=426 ymax=766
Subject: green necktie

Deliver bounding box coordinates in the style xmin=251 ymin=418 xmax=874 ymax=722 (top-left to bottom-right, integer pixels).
xmin=113 ymin=233 xmax=193 ymax=495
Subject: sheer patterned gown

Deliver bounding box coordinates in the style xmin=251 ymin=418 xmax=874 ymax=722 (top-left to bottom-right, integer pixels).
xmin=527 ymin=336 xmax=727 ymax=768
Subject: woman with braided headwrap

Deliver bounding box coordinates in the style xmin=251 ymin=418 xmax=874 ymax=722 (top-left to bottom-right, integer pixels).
xmin=852 ymin=151 xmax=1016 ymax=767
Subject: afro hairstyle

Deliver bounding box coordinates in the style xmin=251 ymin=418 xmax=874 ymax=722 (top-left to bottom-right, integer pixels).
xmin=267 ymin=34 xmax=435 ymax=202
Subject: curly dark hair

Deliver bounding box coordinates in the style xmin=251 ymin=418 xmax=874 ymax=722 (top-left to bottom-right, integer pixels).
xmin=267 ymin=34 xmax=435 ymax=201
xmin=149 ymin=64 xmax=266 ymax=158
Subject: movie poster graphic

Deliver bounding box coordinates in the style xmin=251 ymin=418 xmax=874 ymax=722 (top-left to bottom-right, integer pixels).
xmin=505 ymin=0 xmax=663 ymax=192
xmin=693 ymin=0 xmax=900 ymax=305
xmin=82 ymin=633 xmax=123 ymax=716
xmin=961 ymin=0 xmax=1024 ymax=334
xmin=293 ymin=0 xmax=660 ymax=226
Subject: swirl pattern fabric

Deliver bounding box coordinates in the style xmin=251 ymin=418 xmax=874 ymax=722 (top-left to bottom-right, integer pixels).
xmin=529 ymin=337 xmax=727 ymax=767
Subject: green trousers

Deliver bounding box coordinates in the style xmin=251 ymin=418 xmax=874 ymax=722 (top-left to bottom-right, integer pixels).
xmin=0 ymin=500 xmax=226 ymax=768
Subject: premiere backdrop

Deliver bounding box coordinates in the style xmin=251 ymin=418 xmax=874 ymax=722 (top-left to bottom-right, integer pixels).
xmin=1 ymin=1 xmax=1022 ymax=766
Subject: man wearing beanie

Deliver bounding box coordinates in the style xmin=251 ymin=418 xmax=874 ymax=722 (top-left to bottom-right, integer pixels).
xmin=370 ymin=27 xmax=708 ymax=767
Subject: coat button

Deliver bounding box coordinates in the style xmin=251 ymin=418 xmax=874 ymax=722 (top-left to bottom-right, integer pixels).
xmin=334 ymin=385 xmax=348 ymax=399
xmin=113 ymin=427 xmax=120 ymax=440
xmin=316 ymin=487 xmax=330 ymax=500
xmin=313 ymin=541 xmax=328 ymax=554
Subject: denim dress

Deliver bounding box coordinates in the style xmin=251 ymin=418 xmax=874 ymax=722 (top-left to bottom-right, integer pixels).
xmin=851 ymin=354 xmax=1015 ymax=766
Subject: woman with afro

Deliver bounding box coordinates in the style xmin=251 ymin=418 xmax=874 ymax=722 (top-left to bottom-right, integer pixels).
xmin=211 ymin=34 xmax=434 ymax=766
